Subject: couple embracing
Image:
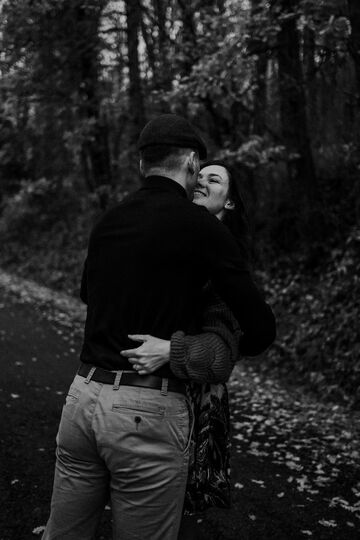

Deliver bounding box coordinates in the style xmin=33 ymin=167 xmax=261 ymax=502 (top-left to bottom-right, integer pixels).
xmin=42 ymin=114 xmax=276 ymax=540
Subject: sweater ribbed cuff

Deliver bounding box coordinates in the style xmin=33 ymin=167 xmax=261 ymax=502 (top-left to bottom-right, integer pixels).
xmin=170 ymin=331 xmax=190 ymax=380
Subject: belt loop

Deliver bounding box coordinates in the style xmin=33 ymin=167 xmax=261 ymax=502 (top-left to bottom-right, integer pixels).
xmin=160 ymin=378 xmax=168 ymax=396
xmin=113 ymin=370 xmax=123 ymax=391
xmin=84 ymin=366 xmax=96 ymax=384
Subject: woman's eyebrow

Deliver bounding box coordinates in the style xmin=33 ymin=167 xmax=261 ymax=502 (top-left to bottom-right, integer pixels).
xmin=208 ymin=173 xmax=223 ymax=180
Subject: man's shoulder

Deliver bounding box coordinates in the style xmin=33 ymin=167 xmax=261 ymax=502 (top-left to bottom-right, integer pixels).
xmin=92 ymin=189 xmax=223 ymax=234
xmin=95 ymin=189 xmax=142 ymax=219
xmin=178 ymin=199 xmax=217 ymax=221
xmin=185 ymin=203 xmax=231 ymax=235
xmin=88 ymin=192 xmax=138 ymax=238
xmin=169 ymin=199 xmax=225 ymax=234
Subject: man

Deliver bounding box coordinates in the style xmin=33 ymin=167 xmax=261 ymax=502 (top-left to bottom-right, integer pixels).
xmin=43 ymin=114 xmax=275 ymax=540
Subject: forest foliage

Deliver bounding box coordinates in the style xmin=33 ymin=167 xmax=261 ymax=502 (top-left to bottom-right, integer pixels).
xmin=0 ymin=0 xmax=359 ymax=406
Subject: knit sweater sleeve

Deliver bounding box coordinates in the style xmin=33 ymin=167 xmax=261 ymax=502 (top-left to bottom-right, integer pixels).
xmin=169 ymin=288 xmax=241 ymax=383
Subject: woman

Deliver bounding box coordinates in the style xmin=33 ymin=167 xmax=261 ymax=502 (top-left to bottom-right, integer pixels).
xmin=121 ymin=160 xmax=253 ymax=539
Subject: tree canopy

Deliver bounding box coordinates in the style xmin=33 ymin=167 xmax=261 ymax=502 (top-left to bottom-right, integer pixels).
xmin=0 ymin=0 xmax=359 ymax=253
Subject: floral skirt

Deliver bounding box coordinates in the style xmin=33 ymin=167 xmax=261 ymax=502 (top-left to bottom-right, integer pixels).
xmin=183 ymin=381 xmax=231 ymax=514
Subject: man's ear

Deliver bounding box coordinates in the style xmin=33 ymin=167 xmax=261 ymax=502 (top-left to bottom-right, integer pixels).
xmin=225 ymin=199 xmax=235 ymax=210
xmin=188 ymin=151 xmax=199 ymax=176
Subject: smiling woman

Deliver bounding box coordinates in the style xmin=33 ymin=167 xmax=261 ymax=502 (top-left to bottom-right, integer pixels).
xmin=194 ymin=160 xmax=250 ymax=261
xmin=193 ymin=163 xmax=235 ymax=219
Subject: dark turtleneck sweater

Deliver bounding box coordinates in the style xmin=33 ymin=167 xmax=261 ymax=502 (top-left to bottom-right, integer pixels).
xmin=80 ymin=175 xmax=275 ymax=377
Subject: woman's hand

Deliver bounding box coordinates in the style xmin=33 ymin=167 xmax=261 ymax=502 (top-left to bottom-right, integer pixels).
xmin=120 ymin=334 xmax=171 ymax=375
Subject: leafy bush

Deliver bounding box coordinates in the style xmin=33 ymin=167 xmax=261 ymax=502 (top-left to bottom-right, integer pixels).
xmin=0 ymin=177 xmax=81 ymax=239
xmin=0 ymin=178 xmax=95 ymax=294
xmin=255 ymin=226 xmax=360 ymax=409
xmin=0 ymin=178 xmax=130 ymax=293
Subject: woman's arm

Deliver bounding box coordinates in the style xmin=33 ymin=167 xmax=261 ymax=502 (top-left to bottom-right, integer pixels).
xmin=121 ymin=289 xmax=241 ymax=384
xmin=169 ymin=292 xmax=241 ymax=383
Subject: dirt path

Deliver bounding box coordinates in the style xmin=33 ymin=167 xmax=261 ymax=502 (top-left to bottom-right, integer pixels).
xmin=0 ymin=271 xmax=359 ymax=540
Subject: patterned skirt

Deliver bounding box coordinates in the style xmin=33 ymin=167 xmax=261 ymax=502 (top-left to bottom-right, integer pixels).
xmin=183 ymin=381 xmax=231 ymax=514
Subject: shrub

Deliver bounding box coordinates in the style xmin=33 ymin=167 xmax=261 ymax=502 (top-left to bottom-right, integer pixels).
xmin=0 ymin=177 xmax=82 ymax=240
xmin=256 ymin=226 xmax=360 ymax=409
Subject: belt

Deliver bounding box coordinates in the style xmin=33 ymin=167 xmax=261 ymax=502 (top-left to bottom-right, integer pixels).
xmin=77 ymin=363 xmax=186 ymax=395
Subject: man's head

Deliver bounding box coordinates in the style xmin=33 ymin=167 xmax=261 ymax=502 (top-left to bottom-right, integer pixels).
xmin=137 ymin=114 xmax=207 ymax=194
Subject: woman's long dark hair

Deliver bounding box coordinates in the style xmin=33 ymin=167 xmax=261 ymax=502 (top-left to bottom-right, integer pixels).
xmin=199 ymin=159 xmax=251 ymax=265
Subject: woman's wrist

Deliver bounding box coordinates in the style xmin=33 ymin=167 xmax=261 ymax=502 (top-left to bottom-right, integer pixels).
xmin=160 ymin=340 xmax=171 ymax=364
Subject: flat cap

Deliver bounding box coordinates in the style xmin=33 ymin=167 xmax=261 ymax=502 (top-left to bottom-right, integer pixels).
xmin=138 ymin=114 xmax=207 ymax=159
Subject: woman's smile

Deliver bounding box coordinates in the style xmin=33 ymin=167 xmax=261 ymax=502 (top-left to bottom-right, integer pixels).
xmin=193 ymin=188 xmax=207 ymax=198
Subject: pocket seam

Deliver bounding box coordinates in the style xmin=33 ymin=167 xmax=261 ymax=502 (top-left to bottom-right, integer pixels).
xmin=112 ymin=403 xmax=164 ymax=416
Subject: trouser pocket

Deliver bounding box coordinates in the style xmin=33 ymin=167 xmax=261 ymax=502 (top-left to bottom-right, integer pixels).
xmin=111 ymin=392 xmax=193 ymax=454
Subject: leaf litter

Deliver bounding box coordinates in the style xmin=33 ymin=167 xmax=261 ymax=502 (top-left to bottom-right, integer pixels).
xmin=228 ymin=363 xmax=360 ymax=533
xmin=1 ymin=269 xmax=360 ymax=538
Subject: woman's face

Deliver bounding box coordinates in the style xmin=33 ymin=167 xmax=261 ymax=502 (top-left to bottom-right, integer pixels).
xmin=192 ymin=164 xmax=232 ymax=219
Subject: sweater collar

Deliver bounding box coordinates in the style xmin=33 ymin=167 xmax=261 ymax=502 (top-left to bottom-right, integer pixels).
xmin=140 ymin=175 xmax=187 ymax=199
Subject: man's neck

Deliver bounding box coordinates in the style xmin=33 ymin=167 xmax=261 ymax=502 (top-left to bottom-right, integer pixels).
xmin=145 ymin=168 xmax=191 ymax=197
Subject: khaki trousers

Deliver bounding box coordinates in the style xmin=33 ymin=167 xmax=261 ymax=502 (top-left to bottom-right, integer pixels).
xmin=42 ymin=374 xmax=192 ymax=540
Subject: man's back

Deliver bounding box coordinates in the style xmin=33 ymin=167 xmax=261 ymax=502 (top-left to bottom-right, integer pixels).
xmin=80 ymin=176 xmax=210 ymax=374
xmin=81 ymin=175 xmax=275 ymax=374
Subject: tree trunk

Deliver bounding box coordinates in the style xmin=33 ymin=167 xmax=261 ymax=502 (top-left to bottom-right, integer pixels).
xmin=125 ymin=0 xmax=146 ymax=144
xmin=253 ymin=55 xmax=267 ymax=135
xmin=69 ymin=0 xmax=112 ymax=189
xmin=140 ymin=16 xmax=157 ymax=84
xmin=250 ymin=0 xmax=268 ymax=135
xmin=348 ymin=0 xmax=360 ymax=101
xmin=303 ymin=24 xmax=317 ymax=135
xmin=177 ymin=0 xmax=198 ymax=76
xmin=154 ymin=0 xmax=172 ymax=89
xmin=277 ymin=1 xmax=316 ymax=200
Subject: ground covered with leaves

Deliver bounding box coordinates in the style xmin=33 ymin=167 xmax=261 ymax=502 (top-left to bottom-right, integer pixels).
xmin=0 ymin=270 xmax=359 ymax=540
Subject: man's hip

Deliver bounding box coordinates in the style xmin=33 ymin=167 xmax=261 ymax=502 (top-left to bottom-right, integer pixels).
xmin=43 ymin=369 xmax=193 ymax=539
